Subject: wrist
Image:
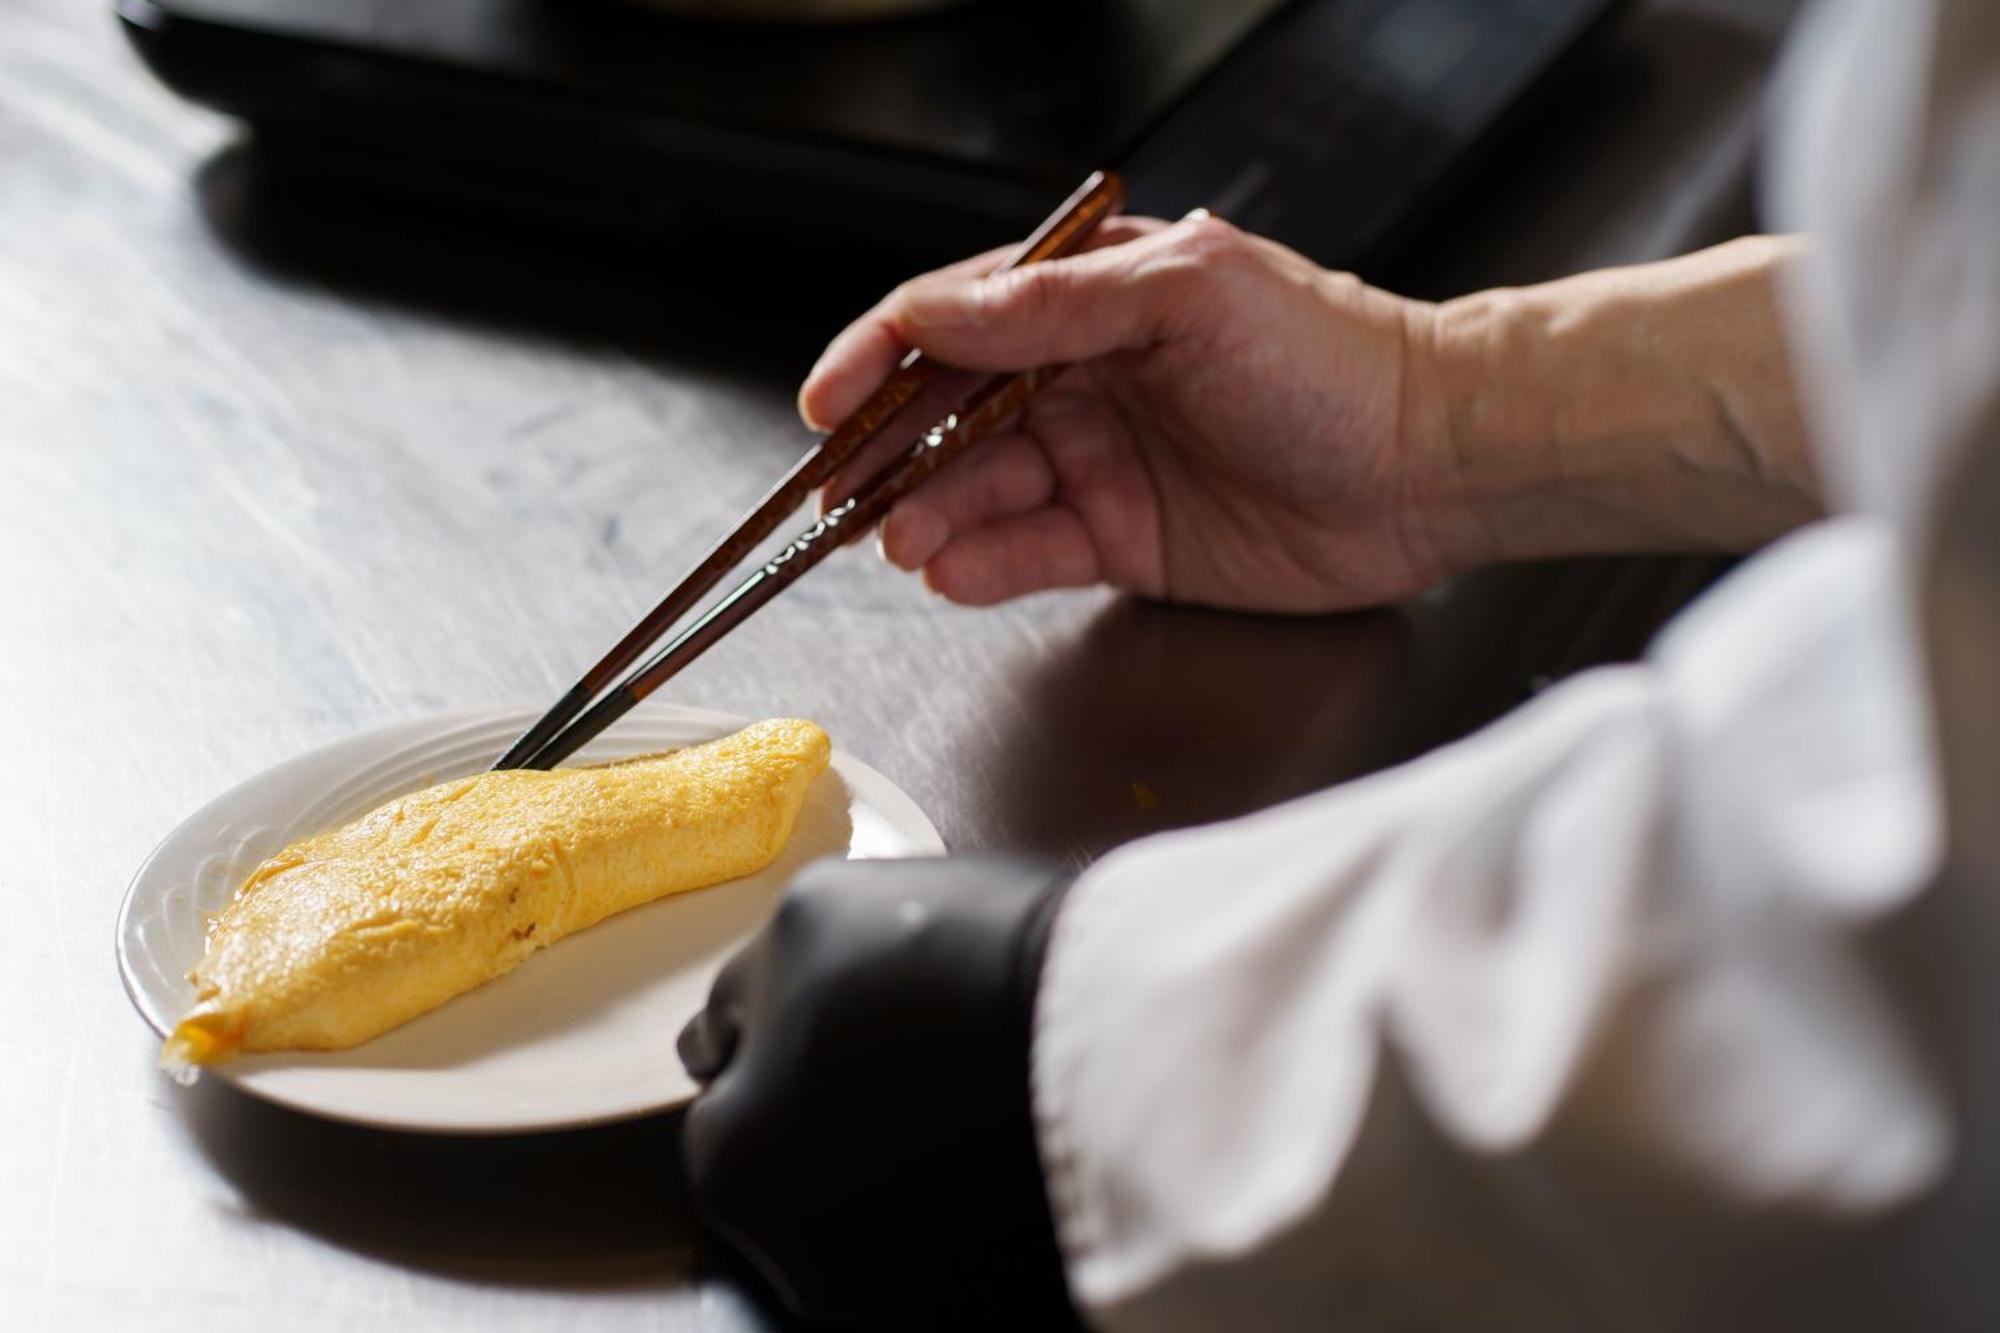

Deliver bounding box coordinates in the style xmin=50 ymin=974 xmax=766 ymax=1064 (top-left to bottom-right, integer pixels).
xmin=1394 ymin=294 xmax=1495 ymax=576
xmin=1418 ymin=237 xmax=1823 ymax=565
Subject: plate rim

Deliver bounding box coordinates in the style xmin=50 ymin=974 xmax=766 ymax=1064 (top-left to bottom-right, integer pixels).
xmin=115 ymin=703 xmax=942 ymax=1133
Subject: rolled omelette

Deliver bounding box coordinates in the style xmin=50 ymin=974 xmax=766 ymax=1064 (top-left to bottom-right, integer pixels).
xmin=162 ymin=717 xmax=830 ymax=1074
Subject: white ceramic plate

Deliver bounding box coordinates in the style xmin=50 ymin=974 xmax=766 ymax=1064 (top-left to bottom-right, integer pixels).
xmin=117 ymin=705 xmax=942 ymax=1134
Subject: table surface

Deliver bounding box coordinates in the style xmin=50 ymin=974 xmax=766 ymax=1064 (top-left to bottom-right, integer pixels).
xmin=2 ymin=0 xmax=1796 ymax=1327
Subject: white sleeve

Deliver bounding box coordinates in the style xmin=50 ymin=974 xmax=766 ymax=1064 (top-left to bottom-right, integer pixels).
xmin=1030 ymin=518 xmax=1946 ymax=1331
xmin=1030 ymin=0 xmax=2000 ymax=1322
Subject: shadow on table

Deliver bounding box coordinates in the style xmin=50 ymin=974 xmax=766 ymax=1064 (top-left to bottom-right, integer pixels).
xmin=190 ymin=139 xmax=917 ymax=388
xmin=173 ymin=1074 xmax=792 ymax=1322
xmin=962 ymin=552 xmax=1733 ymax=868
xmin=961 ymin=597 xmax=1412 ymax=865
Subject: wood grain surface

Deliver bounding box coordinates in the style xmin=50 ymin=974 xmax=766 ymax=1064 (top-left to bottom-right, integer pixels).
xmin=0 ymin=0 xmax=1796 ymax=1327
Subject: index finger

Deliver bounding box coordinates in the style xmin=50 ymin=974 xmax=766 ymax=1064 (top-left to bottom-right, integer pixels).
xmin=796 ymin=216 xmax=1164 ymax=432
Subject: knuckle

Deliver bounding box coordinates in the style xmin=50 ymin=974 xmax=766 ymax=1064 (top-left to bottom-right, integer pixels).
xmin=1319 ymin=268 xmax=1366 ymax=301
xmin=768 ymin=883 xmax=815 ymax=942
xmin=778 ymin=854 xmax=853 ymax=920
xmin=1129 ymin=215 xmax=1255 ymax=306
xmin=989 ymin=263 xmax=1071 ymax=324
xmin=770 ymin=889 xmax=810 ymax=937
xmin=1172 ymin=213 xmax=1252 ymax=268
xmin=1122 ymin=215 xmax=1290 ymax=339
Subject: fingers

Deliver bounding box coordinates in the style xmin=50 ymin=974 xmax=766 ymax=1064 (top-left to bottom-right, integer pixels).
xmin=676 ymin=941 xmax=758 ymax=1082
xmin=922 ymin=506 xmax=1102 ymax=606
xmin=818 ymin=367 xmax=988 ymax=511
xmin=887 ymin=216 xmax=1214 ymax=372
xmin=798 ymin=216 xmax=1168 ymax=431
xmin=675 ymin=1008 xmax=731 ymax=1083
xmin=877 ymin=432 xmax=1055 ymax=570
xmin=798 ymin=245 xmax=1010 ymax=432
xmin=871 ymin=384 xmax=1156 ymax=603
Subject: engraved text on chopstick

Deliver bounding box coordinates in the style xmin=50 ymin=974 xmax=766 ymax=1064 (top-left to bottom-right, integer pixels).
xmin=764 ymin=496 xmax=861 ymax=576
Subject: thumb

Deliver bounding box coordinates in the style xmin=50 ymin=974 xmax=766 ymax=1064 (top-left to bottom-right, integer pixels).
xmin=889 ymin=223 xmax=1205 ymax=371
xmin=676 ymin=940 xmax=764 ymax=1082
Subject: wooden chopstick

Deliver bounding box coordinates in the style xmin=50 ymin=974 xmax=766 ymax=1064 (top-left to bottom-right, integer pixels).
xmin=493 ymin=171 xmax=1125 ymax=771
xmin=507 ymin=365 xmax=1065 ymax=771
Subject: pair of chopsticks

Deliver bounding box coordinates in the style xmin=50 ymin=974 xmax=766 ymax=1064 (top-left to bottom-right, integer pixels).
xmin=492 ymin=169 xmax=1126 ymax=772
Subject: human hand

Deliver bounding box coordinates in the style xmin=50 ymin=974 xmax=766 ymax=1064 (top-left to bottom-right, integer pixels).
xmin=804 ymin=225 xmax=1821 ymax=613
xmin=677 ymin=855 xmax=1078 ymax=1331
xmin=804 ymin=213 xmax=1458 ymax=613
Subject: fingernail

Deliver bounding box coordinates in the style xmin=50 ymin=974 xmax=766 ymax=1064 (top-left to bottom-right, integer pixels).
xmin=798 ymin=361 xmax=835 ymax=430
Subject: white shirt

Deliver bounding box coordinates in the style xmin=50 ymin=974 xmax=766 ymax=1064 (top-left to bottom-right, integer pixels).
xmin=1030 ymin=1 xmax=2000 ymax=1326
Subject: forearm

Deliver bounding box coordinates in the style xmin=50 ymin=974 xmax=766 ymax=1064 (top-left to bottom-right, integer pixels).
xmin=1410 ymin=235 xmax=1821 ymax=565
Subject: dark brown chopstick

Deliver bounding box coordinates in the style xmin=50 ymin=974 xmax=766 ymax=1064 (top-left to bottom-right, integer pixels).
xmin=508 ymin=366 xmax=1063 ymax=771
xmin=494 ymin=171 xmax=1124 ymax=771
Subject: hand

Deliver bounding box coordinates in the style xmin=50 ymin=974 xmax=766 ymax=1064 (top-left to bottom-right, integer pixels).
xmin=677 ymin=855 xmax=1078 ymax=1331
xmin=805 ymin=213 xmax=1455 ymax=613
xmin=803 ymin=225 xmax=1821 ymax=613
